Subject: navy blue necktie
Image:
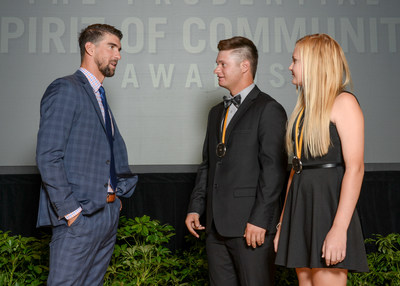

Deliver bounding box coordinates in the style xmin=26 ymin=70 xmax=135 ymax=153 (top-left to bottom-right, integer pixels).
xmin=99 ymin=86 xmax=117 ymax=191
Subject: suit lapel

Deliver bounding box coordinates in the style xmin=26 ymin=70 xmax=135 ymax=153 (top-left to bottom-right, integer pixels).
xmin=224 ymin=86 xmax=260 ymax=143
xmin=215 ymin=103 xmax=225 ymax=142
xmin=75 ymin=70 xmax=107 ymax=132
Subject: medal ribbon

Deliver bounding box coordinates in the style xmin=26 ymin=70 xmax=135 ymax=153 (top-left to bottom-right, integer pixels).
xmin=221 ymin=107 xmax=230 ymax=143
xmin=295 ymin=108 xmax=305 ymax=159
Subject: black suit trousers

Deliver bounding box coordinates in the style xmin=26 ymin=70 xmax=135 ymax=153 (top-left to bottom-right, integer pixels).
xmin=206 ymin=225 xmax=276 ymax=286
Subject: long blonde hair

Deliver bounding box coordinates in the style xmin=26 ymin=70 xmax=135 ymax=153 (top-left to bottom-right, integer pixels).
xmin=286 ymin=34 xmax=352 ymax=158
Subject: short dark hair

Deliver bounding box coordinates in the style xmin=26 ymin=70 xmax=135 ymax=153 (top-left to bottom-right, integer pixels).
xmin=78 ymin=24 xmax=123 ymax=60
xmin=217 ymin=36 xmax=258 ymax=78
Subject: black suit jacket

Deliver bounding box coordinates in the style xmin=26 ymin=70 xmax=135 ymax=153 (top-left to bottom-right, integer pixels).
xmin=188 ymin=85 xmax=287 ymax=237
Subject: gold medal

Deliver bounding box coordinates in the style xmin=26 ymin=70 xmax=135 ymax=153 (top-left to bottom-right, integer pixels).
xmin=217 ymin=106 xmax=230 ymax=158
xmin=292 ymin=155 xmax=302 ymax=173
xmin=216 ymin=143 xmax=226 ymax=157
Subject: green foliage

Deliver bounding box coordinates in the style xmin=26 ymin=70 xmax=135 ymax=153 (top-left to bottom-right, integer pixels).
xmin=0 ymin=231 xmax=49 ymax=286
xmin=1 ymin=217 xmax=399 ymax=286
xmin=348 ymin=233 xmax=400 ymax=286
xmin=104 ymin=215 xmax=205 ymax=285
xmin=275 ymin=265 xmax=298 ymax=285
xmin=178 ymin=232 xmax=209 ymax=286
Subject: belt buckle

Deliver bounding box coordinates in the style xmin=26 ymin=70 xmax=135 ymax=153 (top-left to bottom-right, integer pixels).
xmin=292 ymin=156 xmax=303 ymax=174
xmin=106 ymin=193 xmax=116 ymax=203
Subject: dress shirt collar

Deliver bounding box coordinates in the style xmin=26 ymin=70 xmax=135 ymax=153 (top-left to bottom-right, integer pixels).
xmin=79 ymin=67 xmax=102 ymax=93
xmin=230 ymin=83 xmax=255 ymax=103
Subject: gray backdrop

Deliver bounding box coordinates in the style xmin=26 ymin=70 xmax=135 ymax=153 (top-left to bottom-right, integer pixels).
xmin=1 ymin=0 xmax=399 ymax=172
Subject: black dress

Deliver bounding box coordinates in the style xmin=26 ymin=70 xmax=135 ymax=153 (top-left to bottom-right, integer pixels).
xmin=275 ymin=122 xmax=369 ymax=272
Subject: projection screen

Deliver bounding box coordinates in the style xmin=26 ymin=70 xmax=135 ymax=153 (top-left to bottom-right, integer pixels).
xmin=0 ymin=0 xmax=399 ymax=173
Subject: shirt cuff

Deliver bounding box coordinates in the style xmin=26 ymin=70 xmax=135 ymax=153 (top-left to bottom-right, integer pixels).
xmin=65 ymin=207 xmax=82 ymax=220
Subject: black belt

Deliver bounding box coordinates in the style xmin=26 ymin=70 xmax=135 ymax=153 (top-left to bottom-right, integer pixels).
xmin=302 ymin=163 xmax=343 ymax=170
xmin=293 ymin=162 xmax=343 ymax=173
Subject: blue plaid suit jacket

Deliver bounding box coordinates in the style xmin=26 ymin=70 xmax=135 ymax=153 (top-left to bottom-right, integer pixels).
xmin=36 ymin=70 xmax=138 ymax=227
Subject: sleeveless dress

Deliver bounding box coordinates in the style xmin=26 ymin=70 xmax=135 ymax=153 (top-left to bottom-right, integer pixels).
xmin=275 ymin=121 xmax=369 ymax=272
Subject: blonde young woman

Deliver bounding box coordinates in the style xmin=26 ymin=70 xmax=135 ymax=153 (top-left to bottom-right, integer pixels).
xmin=274 ymin=34 xmax=369 ymax=286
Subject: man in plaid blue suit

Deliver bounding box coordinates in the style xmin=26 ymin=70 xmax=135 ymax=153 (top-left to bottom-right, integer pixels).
xmin=36 ymin=24 xmax=138 ymax=285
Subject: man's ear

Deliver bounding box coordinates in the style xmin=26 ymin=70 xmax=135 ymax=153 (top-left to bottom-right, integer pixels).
xmin=85 ymin=42 xmax=95 ymax=56
xmin=241 ymin=59 xmax=250 ymax=73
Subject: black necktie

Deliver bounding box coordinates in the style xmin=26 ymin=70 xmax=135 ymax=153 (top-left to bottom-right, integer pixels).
xmin=99 ymin=86 xmax=117 ymax=191
xmin=223 ymin=94 xmax=241 ymax=109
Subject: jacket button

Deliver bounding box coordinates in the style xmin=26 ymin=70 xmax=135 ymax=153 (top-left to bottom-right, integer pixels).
xmin=104 ymin=183 xmax=108 ymax=188
xmin=106 ymin=160 xmax=110 ymax=165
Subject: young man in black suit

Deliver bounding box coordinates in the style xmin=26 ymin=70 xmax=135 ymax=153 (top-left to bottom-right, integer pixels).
xmin=185 ymin=36 xmax=287 ymax=286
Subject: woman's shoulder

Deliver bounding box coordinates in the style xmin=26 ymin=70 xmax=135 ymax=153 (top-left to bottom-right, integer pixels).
xmin=331 ymin=91 xmax=362 ymax=123
xmin=336 ymin=91 xmax=359 ymax=104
